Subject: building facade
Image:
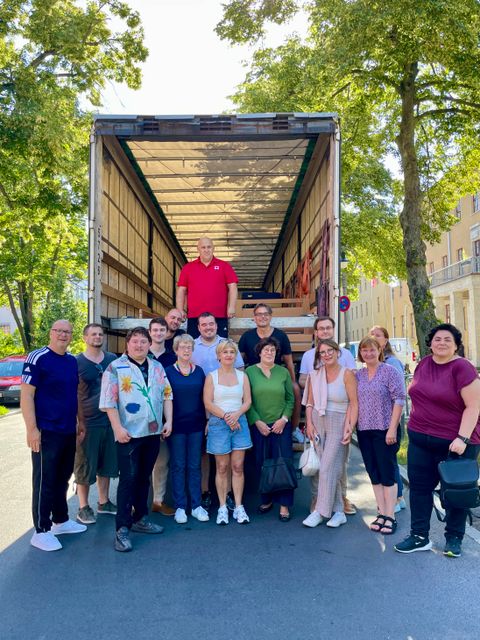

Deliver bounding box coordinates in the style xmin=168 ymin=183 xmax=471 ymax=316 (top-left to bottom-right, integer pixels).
xmin=344 ymin=192 xmax=480 ymax=366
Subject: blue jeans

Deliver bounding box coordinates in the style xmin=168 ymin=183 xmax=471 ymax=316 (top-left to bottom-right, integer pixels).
xmin=169 ymin=431 xmax=203 ymax=510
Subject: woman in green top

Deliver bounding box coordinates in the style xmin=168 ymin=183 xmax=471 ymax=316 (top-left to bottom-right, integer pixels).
xmin=246 ymin=337 xmax=295 ymax=521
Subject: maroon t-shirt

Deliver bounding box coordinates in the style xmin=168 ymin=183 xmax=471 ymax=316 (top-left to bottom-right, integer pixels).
xmin=408 ymin=355 xmax=480 ymax=444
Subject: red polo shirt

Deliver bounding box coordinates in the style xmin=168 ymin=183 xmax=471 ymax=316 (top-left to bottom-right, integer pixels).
xmin=177 ymin=256 xmax=238 ymax=318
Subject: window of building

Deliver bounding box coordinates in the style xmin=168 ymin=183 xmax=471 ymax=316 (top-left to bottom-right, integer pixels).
xmin=393 ymin=318 xmax=397 ymax=336
xmin=445 ymin=304 xmax=451 ymax=323
xmin=457 ymin=247 xmax=464 ymax=262
xmin=365 ymin=301 xmax=368 ymax=316
xmin=377 ymin=296 xmax=380 ymax=312
xmin=474 ymin=193 xmax=480 ymax=213
xmin=410 ymin=313 xmax=414 ymax=337
xmin=429 ymin=261 xmax=434 ymax=274
xmin=360 ymin=304 xmax=363 ymax=318
xmin=455 ymin=203 xmax=462 ymax=220
xmin=401 ymin=315 xmax=405 ymax=335
xmin=442 ymin=255 xmax=448 ymax=268
xmin=399 ymin=281 xmax=403 ymax=297
xmin=474 ymin=239 xmax=480 ymax=257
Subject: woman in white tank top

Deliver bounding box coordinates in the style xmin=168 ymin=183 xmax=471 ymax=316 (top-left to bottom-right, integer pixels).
xmin=203 ymin=339 xmax=252 ymax=525
xmin=302 ymin=339 xmax=358 ymax=529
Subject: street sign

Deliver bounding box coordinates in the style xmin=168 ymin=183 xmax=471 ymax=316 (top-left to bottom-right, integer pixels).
xmin=339 ymin=295 xmax=350 ymax=312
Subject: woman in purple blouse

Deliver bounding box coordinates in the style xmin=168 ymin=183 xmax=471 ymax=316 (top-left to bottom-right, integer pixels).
xmin=395 ymin=324 xmax=480 ymax=558
xmin=355 ymin=336 xmax=405 ymax=535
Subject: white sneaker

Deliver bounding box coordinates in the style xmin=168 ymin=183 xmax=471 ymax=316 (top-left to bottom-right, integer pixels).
xmin=326 ymin=511 xmax=347 ymax=528
xmin=216 ymin=505 xmax=229 ymax=525
xmin=233 ymin=505 xmax=250 ymax=524
xmin=30 ymin=531 xmax=62 ymax=551
xmin=174 ymin=508 xmax=188 ymax=524
xmin=51 ymin=519 xmax=87 ymax=535
xmin=302 ymin=511 xmax=323 ymax=527
xmin=191 ymin=506 xmax=209 ymax=522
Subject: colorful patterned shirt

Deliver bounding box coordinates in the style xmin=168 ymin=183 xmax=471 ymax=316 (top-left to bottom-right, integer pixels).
xmin=355 ymin=363 xmax=405 ymax=431
xmin=99 ymin=354 xmax=172 ymax=438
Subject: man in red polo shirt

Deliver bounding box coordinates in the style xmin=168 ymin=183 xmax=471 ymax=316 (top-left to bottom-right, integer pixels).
xmin=176 ymin=237 xmax=238 ymax=338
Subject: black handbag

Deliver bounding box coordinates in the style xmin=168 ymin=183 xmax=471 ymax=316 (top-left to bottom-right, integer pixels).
xmin=259 ymin=438 xmax=298 ymax=494
xmin=438 ymin=457 xmax=480 ymax=511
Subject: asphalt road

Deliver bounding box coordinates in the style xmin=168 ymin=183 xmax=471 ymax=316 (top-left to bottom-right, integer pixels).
xmin=1 ymin=410 xmax=480 ymax=640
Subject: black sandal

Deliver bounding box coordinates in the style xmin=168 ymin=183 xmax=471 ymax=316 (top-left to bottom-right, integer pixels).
xmin=379 ymin=516 xmax=397 ymax=535
xmin=370 ymin=515 xmax=386 ymax=532
xmin=257 ymin=503 xmax=273 ymax=514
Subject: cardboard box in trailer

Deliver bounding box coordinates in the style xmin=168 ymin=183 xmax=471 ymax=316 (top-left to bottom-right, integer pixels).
xmin=88 ymin=113 xmax=341 ymax=355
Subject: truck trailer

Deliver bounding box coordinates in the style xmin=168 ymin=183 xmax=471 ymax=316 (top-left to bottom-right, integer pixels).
xmin=88 ymin=113 xmax=341 ymax=354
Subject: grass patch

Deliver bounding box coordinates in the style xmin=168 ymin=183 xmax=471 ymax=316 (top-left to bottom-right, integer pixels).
xmin=398 ymin=431 xmax=408 ymax=466
xmin=0 ymin=405 xmax=9 ymax=417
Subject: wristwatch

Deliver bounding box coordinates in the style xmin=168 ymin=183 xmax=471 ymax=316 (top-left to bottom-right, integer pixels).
xmin=456 ymin=435 xmax=470 ymax=444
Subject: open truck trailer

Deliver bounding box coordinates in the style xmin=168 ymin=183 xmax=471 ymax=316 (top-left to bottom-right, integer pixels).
xmin=88 ymin=113 xmax=340 ymax=356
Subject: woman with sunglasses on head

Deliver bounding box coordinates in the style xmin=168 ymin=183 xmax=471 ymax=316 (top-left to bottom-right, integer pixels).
xmin=302 ymin=339 xmax=357 ymax=528
xmin=355 ymin=336 xmax=405 ymax=536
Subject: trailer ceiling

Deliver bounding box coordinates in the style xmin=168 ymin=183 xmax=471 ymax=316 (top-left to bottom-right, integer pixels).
xmin=127 ymin=138 xmax=313 ymax=290
xmin=97 ymin=114 xmax=337 ymax=290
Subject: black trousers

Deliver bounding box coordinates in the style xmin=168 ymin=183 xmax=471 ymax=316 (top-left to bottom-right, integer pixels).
xmin=357 ymin=429 xmax=399 ymax=486
xmin=407 ymin=429 xmax=480 ymax=540
xmin=116 ymin=435 xmax=160 ymax=530
xmin=252 ymin=422 xmax=294 ymax=507
xmin=32 ymin=430 xmax=76 ymax=533
xmin=187 ymin=317 xmax=228 ymax=339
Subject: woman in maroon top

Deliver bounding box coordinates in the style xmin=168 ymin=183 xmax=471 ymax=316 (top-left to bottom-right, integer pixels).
xmin=395 ymin=324 xmax=480 ymax=558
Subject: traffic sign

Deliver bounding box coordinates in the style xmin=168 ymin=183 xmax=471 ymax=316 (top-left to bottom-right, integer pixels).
xmin=339 ymin=295 xmax=350 ymax=312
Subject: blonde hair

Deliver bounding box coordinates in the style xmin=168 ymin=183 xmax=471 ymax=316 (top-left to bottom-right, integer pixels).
xmin=173 ymin=334 xmax=195 ymax=352
xmin=215 ymin=338 xmax=238 ymax=359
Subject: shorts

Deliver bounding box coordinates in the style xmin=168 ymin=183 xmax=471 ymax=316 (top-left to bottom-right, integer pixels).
xmin=357 ymin=429 xmax=399 ymax=487
xmin=74 ymin=424 xmax=119 ymax=485
xmin=206 ymin=414 xmax=252 ymax=455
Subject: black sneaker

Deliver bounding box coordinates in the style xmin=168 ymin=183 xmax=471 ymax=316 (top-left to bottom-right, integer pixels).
xmin=443 ymin=537 xmax=462 ymax=557
xmin=201 ymin=491 xmax=212 ymax=511
xmin=115 ymin=526 xmax=133 ymax=552
xmin=394 ymin=534 xmax=433 ymax=554
xmin=131 ymin=517 xmax=164 ymax=534
xmin=226 ymin=491 xmax=235 ymax=512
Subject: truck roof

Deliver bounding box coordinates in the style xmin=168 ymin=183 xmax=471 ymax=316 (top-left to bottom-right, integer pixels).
xmin=93 ymin=113 xmax=338 ymax=290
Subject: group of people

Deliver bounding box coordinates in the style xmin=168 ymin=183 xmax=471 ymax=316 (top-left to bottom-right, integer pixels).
xmin=21 ymin=236 xmax=480 ymax=558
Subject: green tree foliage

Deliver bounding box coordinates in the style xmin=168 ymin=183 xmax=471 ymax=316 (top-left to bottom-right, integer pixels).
xmin=217 ymin=0 xmax=480 ymax=353
xmin=0 ymin=1 xmax=147 ymax=351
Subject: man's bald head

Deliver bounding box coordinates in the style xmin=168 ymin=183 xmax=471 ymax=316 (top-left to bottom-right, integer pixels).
xmin=197 ymin=237 xmax=214 ymax=265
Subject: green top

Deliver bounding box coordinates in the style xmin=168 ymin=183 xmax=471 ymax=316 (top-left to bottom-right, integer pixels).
xmin=245 ymin=364 xmax=294 ymax=425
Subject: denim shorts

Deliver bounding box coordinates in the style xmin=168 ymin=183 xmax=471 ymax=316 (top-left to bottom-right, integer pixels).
xmin=206 ymin=414 xmax=252 ymax=455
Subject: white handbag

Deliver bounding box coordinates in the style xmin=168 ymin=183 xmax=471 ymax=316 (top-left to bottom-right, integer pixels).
xmin=298 ymin=440 xmax=320 ymax=477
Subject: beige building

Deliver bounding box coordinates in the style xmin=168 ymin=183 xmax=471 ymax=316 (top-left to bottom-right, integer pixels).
xmin=344 ymin=192 xmax=480 ymax=366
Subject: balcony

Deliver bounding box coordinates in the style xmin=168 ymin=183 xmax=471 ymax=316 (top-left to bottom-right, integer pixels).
xmin=429 ymin=256 xmax=480 ymax=287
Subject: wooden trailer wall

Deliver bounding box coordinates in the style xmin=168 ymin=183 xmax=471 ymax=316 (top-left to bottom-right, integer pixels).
xmin=93 ymin=136 xmax=185 ymax=352
xmin=267 ymin=137 xmax=336 ymax=315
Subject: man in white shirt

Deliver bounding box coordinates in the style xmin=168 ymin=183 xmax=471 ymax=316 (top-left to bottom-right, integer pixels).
xmin=299 ymin=316 xmax=357 ymax=515
xmin=299 ymin=316 xmax=356 ymax=389
xmin=192 ymin=312 xmax=244 ymax=374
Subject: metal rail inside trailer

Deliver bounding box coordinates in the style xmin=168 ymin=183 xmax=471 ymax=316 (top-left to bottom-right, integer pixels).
xmin=88 ymin=113 xmax=340 ymax=353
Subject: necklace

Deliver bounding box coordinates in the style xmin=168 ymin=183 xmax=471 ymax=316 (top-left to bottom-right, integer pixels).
xmin=175 ymin=361 xmax=193 ymax=376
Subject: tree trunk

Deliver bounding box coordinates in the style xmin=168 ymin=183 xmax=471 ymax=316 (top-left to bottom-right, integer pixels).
xmin=17 ymin=280 xmax=33 ymax=350
xmin=396 ymin=62 xmax=438 ymax=357
xmin=2 ymin=281 xmax=28 ymax=351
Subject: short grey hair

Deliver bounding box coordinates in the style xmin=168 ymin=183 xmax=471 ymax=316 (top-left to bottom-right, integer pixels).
xmin=173 ymin=333 xmax=195 ymax=352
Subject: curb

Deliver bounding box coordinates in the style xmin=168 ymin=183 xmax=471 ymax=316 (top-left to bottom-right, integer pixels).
xmin=0 ymin=408 xmax=21 ymax=420
xmin=352 ymin=435 xmax=480 ymax=547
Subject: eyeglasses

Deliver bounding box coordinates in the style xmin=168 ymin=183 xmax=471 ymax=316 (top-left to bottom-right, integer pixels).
xmin=319 ymin=348 xmax=336 ymax=357
xmin=52 ymin=329 xmax=72 ymax=335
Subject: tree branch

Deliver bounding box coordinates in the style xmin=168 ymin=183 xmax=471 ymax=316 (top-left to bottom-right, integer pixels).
xmin=0 ymin=181 xmax=14 ymax=208
xmin=1 ymin=281 xmax=28 ymax=351
xmin=28 ymin=50 xmax=56 ymax=70
xmin=416 ymin=107 xmax=474 ymax=120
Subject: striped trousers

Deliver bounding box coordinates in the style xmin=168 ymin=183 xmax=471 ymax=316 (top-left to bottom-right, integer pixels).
xmin=313 ymin=410 xmax=348 ymax=517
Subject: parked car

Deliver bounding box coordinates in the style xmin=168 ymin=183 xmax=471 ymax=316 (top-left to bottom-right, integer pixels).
xmin=0 ymin=355 xmax=26 ymax=404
